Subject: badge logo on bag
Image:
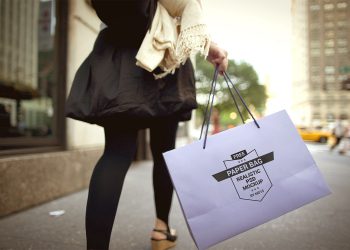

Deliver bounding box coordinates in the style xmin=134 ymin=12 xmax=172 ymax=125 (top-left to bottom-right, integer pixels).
xmin=212 ymin=150 xmax=274 ymax=201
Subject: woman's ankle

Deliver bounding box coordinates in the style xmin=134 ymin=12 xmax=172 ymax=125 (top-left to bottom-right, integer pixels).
xmin=154 ymin=218 xmax=168 ymax=231
xmin=151 ymin=218 xmax=169 ymax=240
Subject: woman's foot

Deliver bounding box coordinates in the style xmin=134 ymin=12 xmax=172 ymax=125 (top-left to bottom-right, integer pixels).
xmin=151 ymin=218 xmax=169 ymax=239
xmin=151 ymin=228 xmax=177 ymax=250
xmin=151 ymin=219 xmax=177 ymax=250
xmin=151 ymin=228 xmax=177 ymax=240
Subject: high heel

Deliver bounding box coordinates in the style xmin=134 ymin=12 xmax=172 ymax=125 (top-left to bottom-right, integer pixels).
xmin=151 ymin=228 xmax=177 ymax=250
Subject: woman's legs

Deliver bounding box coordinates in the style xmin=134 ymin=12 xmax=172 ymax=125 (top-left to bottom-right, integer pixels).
xmin=85 ymin=125 xmax=138 ymax=250
xmin=149 ymin=118 xmax=179 ymax=233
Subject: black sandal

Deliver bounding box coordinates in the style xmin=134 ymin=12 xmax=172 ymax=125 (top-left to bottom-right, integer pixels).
xmin=151 ymin=228 xmax=177 ymax=250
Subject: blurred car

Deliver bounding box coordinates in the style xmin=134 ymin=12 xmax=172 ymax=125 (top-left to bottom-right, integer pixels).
xmin=297 ymin=127 xmax=332 ymax=143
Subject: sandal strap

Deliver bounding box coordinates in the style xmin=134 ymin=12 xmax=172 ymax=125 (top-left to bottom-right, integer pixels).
xmin=153 ymin=228 xmax=168 ymax=233
xmin=152 ymin=228 xmax=177 ymax=242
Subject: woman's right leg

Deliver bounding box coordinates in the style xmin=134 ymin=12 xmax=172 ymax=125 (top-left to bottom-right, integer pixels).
xmin=149 ymin=118 xmax=178 ymax=232
xmin=85 ymin=124 xmax=138 ymax=250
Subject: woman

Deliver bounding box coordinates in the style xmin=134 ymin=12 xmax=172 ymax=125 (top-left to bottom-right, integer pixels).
xmin=66 ymin=1 xmax=228 ymax=249
xmin=339 ymin=124 xmax=350 ymax=155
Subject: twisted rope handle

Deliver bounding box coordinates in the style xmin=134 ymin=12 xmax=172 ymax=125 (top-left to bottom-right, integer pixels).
xmin=199 ymin=69 xmax=260 ymax=149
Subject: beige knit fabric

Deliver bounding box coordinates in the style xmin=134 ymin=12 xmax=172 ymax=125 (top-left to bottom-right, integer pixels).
xmin=135 ymin=0 xmax=210 ymax=79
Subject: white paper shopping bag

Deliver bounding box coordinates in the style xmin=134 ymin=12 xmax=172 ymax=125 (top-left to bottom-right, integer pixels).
xmin=163 ymin=109 xmax=331 ymax=250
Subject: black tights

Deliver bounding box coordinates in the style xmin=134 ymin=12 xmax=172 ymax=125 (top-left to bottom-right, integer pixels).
xmin=85 ymin=119 xmax=178 ymax=250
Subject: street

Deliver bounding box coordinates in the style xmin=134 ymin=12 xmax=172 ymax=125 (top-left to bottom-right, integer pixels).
xmin=0 ymin=143 xmax=349 ymax=250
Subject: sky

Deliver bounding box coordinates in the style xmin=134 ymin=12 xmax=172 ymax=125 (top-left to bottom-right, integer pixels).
xmin=202 ymin=0 xmax=293 ymax=111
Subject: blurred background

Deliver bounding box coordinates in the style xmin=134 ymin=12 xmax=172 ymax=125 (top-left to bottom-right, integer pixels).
xmin=197 ymin=0 xmax=350 ymax=141
xmin=0 ymin=0 xmax=349 ymax=249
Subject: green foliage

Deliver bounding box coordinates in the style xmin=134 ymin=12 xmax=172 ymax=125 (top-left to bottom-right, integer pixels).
xmin=195 ymin=54 xmax=268 ymax=127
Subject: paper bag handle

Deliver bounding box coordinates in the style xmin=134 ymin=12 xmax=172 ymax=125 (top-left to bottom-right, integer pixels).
xmin=199 ymin=67 xmax=219 ymax=149
xmin=223 ymin=73 xmax=245 ymax=124
xmin=223 ymin=71 xmax=260 ymax=129
xmin=199 ymin=68 xmax=260 ymax=149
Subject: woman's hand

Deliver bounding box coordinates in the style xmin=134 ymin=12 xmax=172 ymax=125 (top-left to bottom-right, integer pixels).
xmin=206 ymin=42 xmax=228 ymax=74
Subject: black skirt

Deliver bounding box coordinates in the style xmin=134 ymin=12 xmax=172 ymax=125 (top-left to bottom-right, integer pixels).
xmin=65 ymin=28 xmax=198 ymax=129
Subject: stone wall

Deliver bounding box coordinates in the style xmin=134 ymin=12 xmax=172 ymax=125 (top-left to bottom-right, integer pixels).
xmin=0 ymin=147 xmax=102 ymax=217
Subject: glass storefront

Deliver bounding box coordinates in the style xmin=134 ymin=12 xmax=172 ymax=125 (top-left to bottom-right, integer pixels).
xmin=0 ymin=0 xmax=66 ymax=152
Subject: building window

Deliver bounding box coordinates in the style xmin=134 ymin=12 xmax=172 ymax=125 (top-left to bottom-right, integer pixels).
xmin=310 ymin=29 xmax=320 ymax=39
xmin=337 ymin=12 xmax=347 ymax=20
xmin=326 ymin=113 xmax=335 ymax=122
xmin=0 ymin=0 xmax=66 ymax=152
xmin=337 ymin=26 xmax=347 ymax=35
xmin=327 ymin=82 xmax=338 ymax=90
xmin=311 ymin=75 xmax=321 ymax=82
xmin=339 ymin=57 xmax=350 ymax=69
xmin=312 ymin=113 xmax=321 ymax=120
xmin=337 ymin=48 xmax=349 ymax=54
xmin=337 ymin=21 xmax=347 ymax=27
xmin=324 ymin=13 xmax=334 ymax=21
xmin=338 ymin=75 xmax=348 ymax=81
xmin=325 ymin=30 xmax=335 ymax=38
xmin=337 ymin=2 xmax=348 ymax=9
xmin=310 ymin=41 xmax=320 ymax=48
xmin=325 ymin=56 xmax=335 ymax=65
xmin=324 ymin=22 xmax=335 ymax=28
xmin=311 ymin=66 xmax=320 ymax=75
xmin=311 ymin=57 xmax=321 ymax=65
xmin=325 ymin=66 xmax=335 ymax=74
xmin=325 ymin=39 xmax=335 ymax=47
xmin=337 ymin=39 xmax=347 ymax=47
xmin=337 ymin=30 xmax=348 ymax=38
xmin=310 ymin=23 xmax=320 ymax=29
xmin=325 ymin=97 xmax=335 ymax=106
xmin=310 ymin=12 xmax=320 ymax=22
xmin=325 ymin=75 xmax=335 ymax=83
xmin=310 ymin=4 xmax=320 ymax=11
xmin=324 ymin=3 xmax=334 ymax=10
xmin=325 ymin=48 xmax=335 ymax=55
xmin=311 ymin=82 xmax=322 ymax=90
xmin=339 ymin=113 xmax=348 ymax=120
xmin=311 ymin=48 xmax=321 ymax=56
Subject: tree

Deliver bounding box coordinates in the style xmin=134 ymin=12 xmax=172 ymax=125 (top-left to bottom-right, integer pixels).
xmin=195 ymin=54 xmax=268 ymax=127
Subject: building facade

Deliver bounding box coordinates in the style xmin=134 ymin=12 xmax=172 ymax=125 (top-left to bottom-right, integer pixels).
xmin=291 ymin=0 xmax=350 ymax=128
xmin=0 ymin=0 xmax=108 ymax=218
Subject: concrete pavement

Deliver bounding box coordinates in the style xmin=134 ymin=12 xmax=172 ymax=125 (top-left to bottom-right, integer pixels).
xmin=0 ymin=143 xmax=349 ymax=250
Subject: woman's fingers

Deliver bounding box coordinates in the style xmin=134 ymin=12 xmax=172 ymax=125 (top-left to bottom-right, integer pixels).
xmin=212 ymin=53 xmax=228 ymax=74
xmin=207 ymin=43 xmax=228 ymax=74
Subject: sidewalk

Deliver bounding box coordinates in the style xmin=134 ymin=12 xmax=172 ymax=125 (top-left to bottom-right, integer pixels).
xmin=0 ymin=155 xmax=349 ymax=250
xmin=0 ymin=161 xmax=197 ymax=250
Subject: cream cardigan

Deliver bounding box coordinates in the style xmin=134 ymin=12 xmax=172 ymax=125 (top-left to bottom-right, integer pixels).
xmin=135 ymin=0 xmax=210 ymax=79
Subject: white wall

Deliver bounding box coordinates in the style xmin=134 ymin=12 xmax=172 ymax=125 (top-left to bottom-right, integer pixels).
xmin=66 ymin=0 xmax=104 ymax=149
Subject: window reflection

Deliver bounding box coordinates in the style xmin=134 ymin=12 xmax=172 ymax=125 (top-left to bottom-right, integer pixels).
xmin=0 ymin=0 xmax=56 ymax=139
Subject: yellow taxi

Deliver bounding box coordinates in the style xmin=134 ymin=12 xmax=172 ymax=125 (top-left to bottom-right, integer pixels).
xmin=297 ymin=127 xmax=332 ymax=143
